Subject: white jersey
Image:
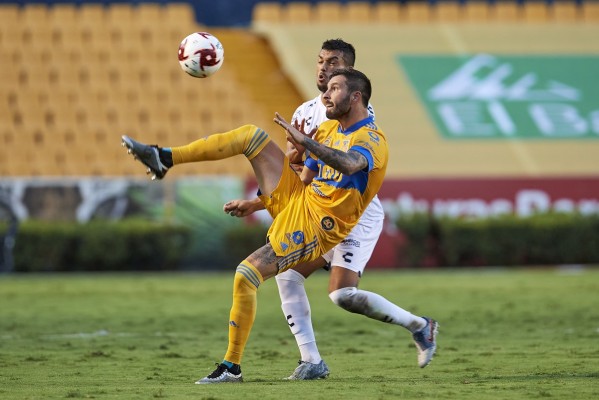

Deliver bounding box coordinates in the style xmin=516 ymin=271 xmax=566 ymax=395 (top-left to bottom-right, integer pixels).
xmin=291 ymin=95 xmax=376 ymax=135
xmin=291 ymin=95 xmax=384 ymax=272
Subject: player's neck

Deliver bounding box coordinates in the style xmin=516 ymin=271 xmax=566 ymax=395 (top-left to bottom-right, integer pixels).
xmin=337 ymin=108 xmax=369 ymax=131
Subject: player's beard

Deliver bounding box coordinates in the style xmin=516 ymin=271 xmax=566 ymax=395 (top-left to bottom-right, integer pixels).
xmin=325 ymin=94 xmax=352 ymax=120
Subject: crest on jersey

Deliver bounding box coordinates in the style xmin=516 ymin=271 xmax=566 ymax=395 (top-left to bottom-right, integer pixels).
xmin=321 ymin=216 xmax=335 ymax=231
xmin=291 ymin=231 xmax=304 ymax=245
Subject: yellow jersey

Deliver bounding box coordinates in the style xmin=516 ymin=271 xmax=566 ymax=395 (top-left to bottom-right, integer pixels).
xmin=304 ymin=115 xmax=388 ymax=250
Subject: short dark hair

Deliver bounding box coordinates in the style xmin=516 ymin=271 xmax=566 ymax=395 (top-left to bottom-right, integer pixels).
xmin=321 ymin=39 xmax=356 ymax=67
xmin=330 ymin=68 xmax=372 ymax=107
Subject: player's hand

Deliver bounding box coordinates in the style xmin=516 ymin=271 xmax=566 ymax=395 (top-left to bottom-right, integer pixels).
xmin=274 ymin=112 xmax=305 ymax=148
xmin=287 ymin=119 xmax=317 ymax=163
xmin=223 ymin=199 xmax=256 ymax=218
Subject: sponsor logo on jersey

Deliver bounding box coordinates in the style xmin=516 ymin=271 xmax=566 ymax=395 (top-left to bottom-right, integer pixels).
xmin=321 ymin=216 xmax=335 ymax=231
xmin=341 ymin=238 xmax=361 ymax=248
xmin=311 ymin=184 xmax=330 ymax=199
xmin=368 ymin=131 xmax=380 ymax=144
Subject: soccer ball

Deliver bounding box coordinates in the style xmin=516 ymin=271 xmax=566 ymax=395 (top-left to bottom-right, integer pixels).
xmin=178 ymin=32 xmax=224 ymax=78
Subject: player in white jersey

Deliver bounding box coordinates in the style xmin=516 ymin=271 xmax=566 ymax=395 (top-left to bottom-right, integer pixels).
xmin=224 ymin=39 xmax=438 ymax=379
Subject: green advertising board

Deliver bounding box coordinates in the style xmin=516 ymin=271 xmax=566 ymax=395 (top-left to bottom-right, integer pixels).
xmin=398 ymin=54 xmax=599 ymax=139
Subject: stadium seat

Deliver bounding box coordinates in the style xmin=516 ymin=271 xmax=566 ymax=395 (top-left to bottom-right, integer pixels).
xmin=253 ymin=2 xmax=283 ymax=23
xmin=284 ymin=2 xmax=313 ymax=23
xmin=164 ymin=3 xmax=196 ymax=26
xmin=135 ymin=3 xmax=162 ymax=24
xmin=405 ymin=2 xmax=432 ymax=23
xmin=344 ymin=2 xmax=373 ymax=23
xmin=0 ymin=5 xmax=20 ymax=43
xmin=314 ymin=2 xmax=343 ymax=23
xmin=106 ymin=3 xmax=134 ymax=27
xmin=523 ymin=1 xmax=549 ymax=22
xmin=493 ymin=1 xmax=523 ymax=22
xmin=21 ymin=3 xmax=50 ymax=26
xmin=551 ymin=1 xmax=580 ymax=22
xmin=435 ymin=2 xmax=463 ymax=22
xmin=373 ymin=2 xmax=402 ymax=23
xmin=582 ymin=1 xmax=599 ymax=22
xmin=78 ymin=4 xmax=106 ymax=25
xmin=0 ymin=4 xmax=19 ymax=23
xmin=464 ymin=1 xmax=490 ymax=22
xmin=49 ymin=3 xmax=77 ymax=24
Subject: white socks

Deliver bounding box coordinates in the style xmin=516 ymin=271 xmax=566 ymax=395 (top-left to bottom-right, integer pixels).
xmin=329 ymin=287 xmax=427 ymax=333
xmin=277 ymin=268 xmax=428 ymax=365
xmin=276 ymin=269 xmax=322 ymax=364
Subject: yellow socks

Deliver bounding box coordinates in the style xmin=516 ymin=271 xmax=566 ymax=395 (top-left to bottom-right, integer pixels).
xmin=224 ymin=260 xmax=264 ymax=365
xmin=170 ymin=125 xmax=270 ymax=165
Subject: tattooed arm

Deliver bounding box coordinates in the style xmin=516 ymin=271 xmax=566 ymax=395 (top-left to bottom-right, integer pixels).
xmin=302 ymin=137 xmax=367 ymax=175
xmin=274 ymin=112 xmax=368 ymax=176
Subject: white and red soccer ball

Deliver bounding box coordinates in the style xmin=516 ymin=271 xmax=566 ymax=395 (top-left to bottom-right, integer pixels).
xmin=178 ymin=32 xmax=224 ymax=78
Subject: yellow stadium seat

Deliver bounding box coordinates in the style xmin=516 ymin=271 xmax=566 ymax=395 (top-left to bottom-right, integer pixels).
xmin=373 ymin=2 xmax=402 ymax=23
xmin=21 ymin=3 xmax=50 ymax=26
xmin=164 ymin=3 xmax=196 ymax=26
xmin=284 ymin=2 xmax=313 ymax=23
xmin=0 ymin=4 xmax=20 ymax=29
xmin=582 ymin=1 xmax=599 ymax=22
xmin=405 ymin=2 xmax=432 ymax=23
xmin=435 ymin=2 xmax=463 ymax=22
xmin=314 ymin=2 xmax=342 ymax=23
xmin=492 ymin=1 xmax=522 ymax=22
xmin=253 ymin=2 xmax=283 ymax=23
xmin=49 ymin=3 xmax=77 ymax=24
xmin=106 ymin=3 xmax=134 ymax=28
xmin=78 ymin=4 xmax=106 ymax=26
xmin=344 ymin=2 xmax=373 ymax=23
xmin=464 ymin=1 xmax=490 ymax=22
xmin=135 ymin=3 xmax=162 ymax=24
xmin=551 ymin=1 xmax=580 ymax=22
xmin=523 ymin=1 xmax=549 ymax=22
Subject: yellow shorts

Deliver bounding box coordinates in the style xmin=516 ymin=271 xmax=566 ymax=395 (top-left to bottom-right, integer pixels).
xmin=259 ymin=163 xmax=341 ymax=273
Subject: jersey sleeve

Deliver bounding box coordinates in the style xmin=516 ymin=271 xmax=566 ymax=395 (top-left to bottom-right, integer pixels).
xmin=349 ymin=129 xmax=384 ymax=172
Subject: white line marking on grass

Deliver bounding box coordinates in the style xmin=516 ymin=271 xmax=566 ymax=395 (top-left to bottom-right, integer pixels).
xmin=40 ymin=330 xmax=136 ymax=340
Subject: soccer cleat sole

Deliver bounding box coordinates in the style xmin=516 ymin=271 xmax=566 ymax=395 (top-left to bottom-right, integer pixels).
xmin=121 ymin=135 xmax=167 ymax=180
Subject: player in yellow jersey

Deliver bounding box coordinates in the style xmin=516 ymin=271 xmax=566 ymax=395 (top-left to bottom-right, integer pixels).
xmin=122 ymin=68 xmax=387 ymax=384
xmin=225 ymin=39 xmax=438 ymax=380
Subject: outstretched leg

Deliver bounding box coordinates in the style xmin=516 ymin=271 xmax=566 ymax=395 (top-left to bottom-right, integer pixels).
xmin=122 ymin=125 xmax=285 ymax=196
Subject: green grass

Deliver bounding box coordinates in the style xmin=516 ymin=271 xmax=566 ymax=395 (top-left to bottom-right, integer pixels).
xmin=0 ymin=268 xmax=598 ymax=399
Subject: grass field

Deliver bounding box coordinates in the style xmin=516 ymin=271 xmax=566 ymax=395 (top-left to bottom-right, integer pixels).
xmin=0 ymin=268 xmax=597 ymax=399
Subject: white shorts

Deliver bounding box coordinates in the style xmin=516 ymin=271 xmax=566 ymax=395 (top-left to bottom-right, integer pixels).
xmin=321 ymin=216 xmax=383 ymax=275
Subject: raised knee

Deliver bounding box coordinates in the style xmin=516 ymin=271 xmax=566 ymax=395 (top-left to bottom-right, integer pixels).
xmin=329 ymin=287 xmax=359 ymax=312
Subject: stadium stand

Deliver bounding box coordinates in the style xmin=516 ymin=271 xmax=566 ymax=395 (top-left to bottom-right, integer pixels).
xmin=0 ymin=2 xmax=302 ymax=177
xmin=251 ymin=1 xmax=599 ymax=178
xmin=2 ymin=1 xmax=599 ymax=179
